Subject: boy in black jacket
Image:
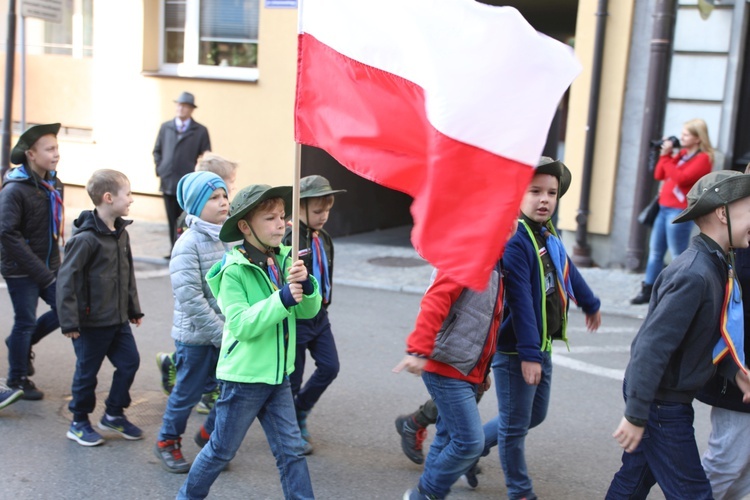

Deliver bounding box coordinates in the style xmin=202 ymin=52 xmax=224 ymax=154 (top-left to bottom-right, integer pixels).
xmin=0 ymin=123 xmax=64 ymax=400
xmin=57 ymin=169 xmax=144 ymax=446
xmin=282 ymin=175 xmax=345 ymax=454
xmin=607 ymin=171 xmax=750 ymax=499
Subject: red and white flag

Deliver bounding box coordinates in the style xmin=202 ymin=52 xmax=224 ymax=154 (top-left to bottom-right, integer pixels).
xmin=295 ymin=0 xmax=581 ymax=291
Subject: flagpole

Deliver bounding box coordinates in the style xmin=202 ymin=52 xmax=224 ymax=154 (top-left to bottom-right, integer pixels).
xmin=292 ymin=142 xmax=301 ymax=263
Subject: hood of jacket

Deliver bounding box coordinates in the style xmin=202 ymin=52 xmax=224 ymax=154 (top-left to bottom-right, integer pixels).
xmin=73 ymin=209 xmax=132 ymax=237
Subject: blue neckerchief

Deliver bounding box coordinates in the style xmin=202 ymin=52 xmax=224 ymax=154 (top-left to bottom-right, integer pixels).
xmin=541 ymin=225 xmax=576 ymax=305
xmin=713 ymin=266 xmax=747 ymax=373
xmin=311 ymin=231 xmax=330 ymax=303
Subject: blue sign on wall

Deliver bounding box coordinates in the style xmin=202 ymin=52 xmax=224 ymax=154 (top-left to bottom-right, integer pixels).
xmin=265 ymin=0 xmax=297 ymax=7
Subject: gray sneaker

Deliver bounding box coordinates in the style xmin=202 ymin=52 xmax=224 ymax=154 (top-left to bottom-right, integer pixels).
xmin=154 ymin=439 xmax=190 ymax=473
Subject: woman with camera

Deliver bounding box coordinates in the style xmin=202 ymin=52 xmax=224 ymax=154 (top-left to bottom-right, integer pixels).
xmin=631 ymin=118 xmax=714 ymax=304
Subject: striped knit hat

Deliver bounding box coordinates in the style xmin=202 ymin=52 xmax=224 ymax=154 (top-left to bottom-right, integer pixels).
xmin=177 ymin=171 xmax=228 ymax=216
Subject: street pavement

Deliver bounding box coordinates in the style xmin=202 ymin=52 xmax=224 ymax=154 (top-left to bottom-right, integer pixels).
xmin=0 ymin=219 xmax=704 ymax=499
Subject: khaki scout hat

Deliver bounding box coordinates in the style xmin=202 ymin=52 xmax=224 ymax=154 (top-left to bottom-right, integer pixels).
xmin=535 ymin=157 xmax=572 ymax=198
xmin=673 ymin=170 xmax=750 ymax=224
xmin=300 ymin=175 xmax=347 ymax=199
xmin=220 ymin=184 xmax=292 ymax=242
xmin=11 ymin=123 xmax=61 ymax=165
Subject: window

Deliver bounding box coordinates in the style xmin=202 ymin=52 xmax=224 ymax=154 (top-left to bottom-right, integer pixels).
xmin=26 ymin=0 xmax=93 ymax=57
xmin=162 ymin=0 xmax=260 ymax=81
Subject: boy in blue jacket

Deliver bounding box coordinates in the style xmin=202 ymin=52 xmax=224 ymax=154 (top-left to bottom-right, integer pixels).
xmin=483 ymin=158 xmax=601 ymax=499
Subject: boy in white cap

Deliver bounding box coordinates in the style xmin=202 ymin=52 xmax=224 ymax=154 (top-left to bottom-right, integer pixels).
xmin=608 ymin=170 xmax=750 ymax=498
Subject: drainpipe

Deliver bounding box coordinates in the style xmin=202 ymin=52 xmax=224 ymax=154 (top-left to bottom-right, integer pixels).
xmin=572 ymin=0 xmax=608 ymax=267
xmin=0 ymin=0 xmax=16 ymax=184
xmin=625 ymin=0 xmax=678 ymax=271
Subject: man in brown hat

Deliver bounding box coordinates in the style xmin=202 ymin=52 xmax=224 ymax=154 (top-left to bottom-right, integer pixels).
xmin=153 ymin=91 xmax=211 ymax=252
xmin=608 ymin=170 xmax=750 ymax=499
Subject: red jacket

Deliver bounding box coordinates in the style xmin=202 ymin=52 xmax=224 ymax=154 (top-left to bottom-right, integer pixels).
xmin=655 ymin=150 xmax=712 ymax=209
xmin=406 ymin=270 xmax=503 ymax=384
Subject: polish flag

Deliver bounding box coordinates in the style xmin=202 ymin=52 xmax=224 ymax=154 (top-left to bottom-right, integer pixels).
xmin=295 ymin=0 xmax=581 ymax=291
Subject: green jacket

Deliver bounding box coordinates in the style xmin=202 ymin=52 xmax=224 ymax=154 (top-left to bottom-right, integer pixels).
xmin=206 ymin=245 xmax=321 ymax=385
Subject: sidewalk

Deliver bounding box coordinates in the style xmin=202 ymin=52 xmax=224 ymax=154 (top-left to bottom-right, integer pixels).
xmin=121 ymin=220 xmax=648 ymax=320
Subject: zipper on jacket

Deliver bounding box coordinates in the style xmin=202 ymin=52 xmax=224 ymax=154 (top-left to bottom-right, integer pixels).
xmin=224 ymin=340 xmax=239 ymax=358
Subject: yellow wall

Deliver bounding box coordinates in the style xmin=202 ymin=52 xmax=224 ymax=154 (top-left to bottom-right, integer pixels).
xmin=560 ymin=0 xmax=635 ymax=235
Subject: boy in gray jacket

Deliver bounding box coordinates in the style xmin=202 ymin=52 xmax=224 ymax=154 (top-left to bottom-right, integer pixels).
xmin=57 ymin=169 xmax=144 ymax=446
xmin=607 ymin=171 xmax=750 ymax=498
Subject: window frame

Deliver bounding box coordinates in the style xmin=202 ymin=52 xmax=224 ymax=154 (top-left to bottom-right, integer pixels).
xmin=158 ymin=0 xmax=260 ymax=82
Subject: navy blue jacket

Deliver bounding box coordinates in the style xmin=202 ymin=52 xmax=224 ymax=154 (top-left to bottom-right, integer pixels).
xmin=497 ymin=220 xmax=600 ymax=363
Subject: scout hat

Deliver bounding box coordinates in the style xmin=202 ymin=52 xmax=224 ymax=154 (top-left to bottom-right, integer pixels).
xmin=300 ymin=175 xmax=347 ymax=199
xmin=220 ymin=184 xmax=292 ymax=242
xmin=174 ymin=91 xmax=197 ymax=108
xmin=177 ymin=171 xmax=228 ymax=217
xmin=673 ymin=170 xmax=750 ymax=224
xmin=11 ymin=123 xmax=61 ymax=165
xmin=535 ymin=157 xmax=572 ymax=198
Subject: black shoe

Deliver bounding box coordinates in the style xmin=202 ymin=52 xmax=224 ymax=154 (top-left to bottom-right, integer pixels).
xmin=461 ymin=462 xmax=482 ymax=489
xmin=27 ymin=348 xmax=35 ymax=377
xmin=7 ymin=377 xmax=44 ymax=400
xmin=630 ymin=282 xmax=653 ymax=305
xmin=395 ymin=415 xmax=427 ymax=465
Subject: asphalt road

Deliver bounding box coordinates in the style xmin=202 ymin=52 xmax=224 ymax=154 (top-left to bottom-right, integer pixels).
xmin=0 ymin=272 xmax=709 ymax=499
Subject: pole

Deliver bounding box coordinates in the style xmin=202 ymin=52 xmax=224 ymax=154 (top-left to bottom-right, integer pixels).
xmin=572 ymin=0 xmax=608 ymax=267
xmin=0 ymin=0 xmax=16 ymax=183
xmin=19 ymin=13 xmax=24 ymax=131
xmin=292 ymin=142 xmax=302 ymax=262
xmin=625 ymin=0 xmax=678 ymax=271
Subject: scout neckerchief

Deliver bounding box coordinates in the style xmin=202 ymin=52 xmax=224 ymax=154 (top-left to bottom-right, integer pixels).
xmin=240 ymin=242 xmax=284 ymax=291
xmin=23 ymin=166 xmax=64 ymax=243
xmin=541 ymin=224 xmax=577 ymax=308
xmin=713 ymin=206 xmax=748 ymax=374
xmin=311 ymin=230 xmax=330 ymax=304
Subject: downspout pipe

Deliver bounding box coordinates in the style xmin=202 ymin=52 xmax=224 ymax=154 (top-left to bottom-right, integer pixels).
xmin=0 ymin=0 xmax=16 ymax=184
xmin=625 ymin=0 xmax=678 ymax=271
xmin=572 ymin=0 xmax=609 ymax=267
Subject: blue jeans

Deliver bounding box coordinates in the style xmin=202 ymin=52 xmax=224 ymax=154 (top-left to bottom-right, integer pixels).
xmin=178 ymin=377 xmax=313 ymax=500
xmin=644 ymin=206 xmax=693 ymax=285
xmin=158 ymin=342 xmax=219 ymax=441
xmin=5 ymin=276 xmax=59 ymax=380
xmin=483 ymin=352 xmax=551 ymax=500
xmin=606 ymin=385 xmax=712 ymax=499
xmin=69 ymin=322 xmax=140 ymax=421
xmin=417 ymin=371 xmax=484 ymax=498
xmin=290 ymin=309 xmax=339 ymax=412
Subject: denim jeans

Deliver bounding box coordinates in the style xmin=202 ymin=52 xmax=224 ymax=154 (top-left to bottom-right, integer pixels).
xmin=606 ymin=396 xmax=712 ymax=499
xmin=417 ymin=371 xmax=484 ymax=498
xmin=644 ymin=206 xmax=694 ymax=285
xmin=290 ymin=309 xmax=340 ymax=412
xmin=5 ymin=276 xmax=59 ymax=380
xmin=482 ymin=352 xmax=551 ymax=500
xmin=158 ymin=342 xmax=219 ymax=441
xmin=69 ymin=322 xmax=140 ymax=421
xmin=178 ymin=377 xmax=313 ymax=500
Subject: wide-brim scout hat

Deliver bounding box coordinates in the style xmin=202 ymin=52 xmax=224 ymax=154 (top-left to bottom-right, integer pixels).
xmin=300 ymin=175 xmax=347 ymax=199
xmin=174 ymin=91 xmax=197 ymax=108
xmin=11 ymin=123 xmax=61 ymax=165
xmin=220 ymin=184 xmax=292 ymax=242
xmin=673 ymin=170 xmax=750 ymax=223
xmin=535 ymin=156 xmax=572 ymax=198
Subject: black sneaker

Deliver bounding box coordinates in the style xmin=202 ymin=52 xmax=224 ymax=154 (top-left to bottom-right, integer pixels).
xmin=154 ymin=439 xmax=190 ymax=473
xmin=98 ymin=415 xmax=143 ymax=440
xmin=461 ymin=462 xmax=482 ymax=489
xmin=27 ymin=349 xmax=35 ymax=377
xmin=395 ymin=415 xmax=427 ymax=465
xmin=0 ymin=383 xmax=23 ymax=410
xmin=8 ymin=377 xmax=43 ymax=400
xmin=156 ymin=352 xmax=176 ymax=395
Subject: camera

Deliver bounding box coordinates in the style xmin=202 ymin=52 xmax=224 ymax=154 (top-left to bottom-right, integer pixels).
xmin=650 ymin=135 xmax=681 ymax=149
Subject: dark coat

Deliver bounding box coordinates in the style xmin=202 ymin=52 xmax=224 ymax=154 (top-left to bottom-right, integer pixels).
xmin=0 ymin=166 xmax=64 ymax=286
xmin=624 ymin=235 xmax=738 ymax=421
xmin=56 ymin=210 xmax=143 ymax=333
xmin=153 ymin=119 xmax=211 ymax=195
xmin=696 ymin=247 xmax=750 ymax=413
xmin=283 ymin=221 xmax=335 ymax=307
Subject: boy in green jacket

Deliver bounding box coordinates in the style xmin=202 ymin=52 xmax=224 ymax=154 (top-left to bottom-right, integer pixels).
xmin=178 ymin=184 xmax=321 ymax=500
